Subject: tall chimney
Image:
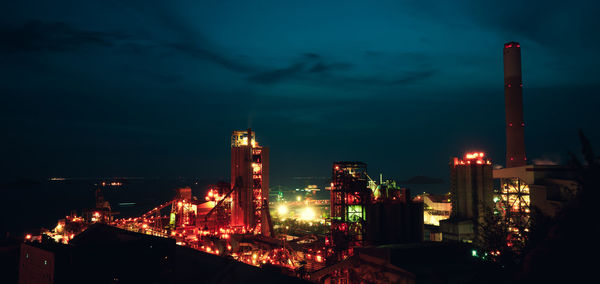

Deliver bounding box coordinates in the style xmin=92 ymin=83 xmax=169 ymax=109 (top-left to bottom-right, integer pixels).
xmin=503 ymin=42 xmax=526 ymax=167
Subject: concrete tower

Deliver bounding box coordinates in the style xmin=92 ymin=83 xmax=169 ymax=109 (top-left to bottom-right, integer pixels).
xmin=230 ymin=129 xmax=272 ymax=236
xmin=504 ymin=42 xmax=527 ymax=168
xmin=441 ymin=152 xmax=493 ymax=242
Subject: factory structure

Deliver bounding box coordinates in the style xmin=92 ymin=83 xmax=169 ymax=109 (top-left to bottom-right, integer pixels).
xmin=439 ymin=42 xmax=579 ymax=248
xmin=441 ymin=152 xmax=493 ymax=243
xmin=503 ymin=42 xmax=527 ymax=168
xmin=24 ymin=130 xmax=425 ymax=283
xmin=328 ymin=162 xmax=423 ymax=258
xmin=230 ymin=130 xmax=273 ymax=237
xmin=15 ymin=42 xmax=585 ymax=283
xmin=493 ymin=42 xmax=578 ymax=247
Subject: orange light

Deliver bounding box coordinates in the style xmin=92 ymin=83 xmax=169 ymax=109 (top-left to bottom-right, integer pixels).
xmin=25 ymin=234 xmax=32 ymax=240
xmin=177 ymin=201 xmax=183 ymax=207
xmin=316 ymin=255 xmax=322 ymax=262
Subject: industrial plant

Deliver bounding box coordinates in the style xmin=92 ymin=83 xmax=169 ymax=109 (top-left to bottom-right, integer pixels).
xmin=11 ymin=42 xmax=585 ymax=283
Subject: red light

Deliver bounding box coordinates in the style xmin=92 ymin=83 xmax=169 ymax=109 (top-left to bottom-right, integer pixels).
xmin=509 ymin=123 xmax=513 ymax=127
xmin=506 ymin=44 xmax=513 ymax=48
xmin=516 ymin=44 xmax=520 ymax=47
xmin=510 ymin=157 xmax=514 ymax=161
xmin=521 ymin=123 xmax=524 ymax=127
xmin=339 ymin=223 xmax=347 ymax=231
xmin=508 ymin=84 xmax=511 ymax=88
xmin=25 ymin=234 xmax=32 ymax=240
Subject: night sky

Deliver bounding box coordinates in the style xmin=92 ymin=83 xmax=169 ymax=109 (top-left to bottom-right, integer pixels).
xmin=2 ymin=0 xmax=599 ymax=184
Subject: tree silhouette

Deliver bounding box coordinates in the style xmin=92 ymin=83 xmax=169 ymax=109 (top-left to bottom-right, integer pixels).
xmin=518 ymin=130 xmax=599 ymax=283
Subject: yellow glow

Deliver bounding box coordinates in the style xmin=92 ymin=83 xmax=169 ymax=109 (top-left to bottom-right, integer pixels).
xmin=300 ymin=207 xmax=316 ymax=221
xmin=277 ymin=205 xmax=288 ymax=216
xmin=296 ymin=196 xmax=301 ymax=201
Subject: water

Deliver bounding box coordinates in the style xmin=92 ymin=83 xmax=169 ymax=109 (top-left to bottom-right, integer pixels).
xmin=1 ymin=178 xmax=215 ymax=237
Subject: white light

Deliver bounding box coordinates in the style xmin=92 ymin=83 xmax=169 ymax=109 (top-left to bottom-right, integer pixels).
xmin=277 ymin=205 xmax=288 ymax=216
xmin=300 ymin=207 xmax=316 ymax=221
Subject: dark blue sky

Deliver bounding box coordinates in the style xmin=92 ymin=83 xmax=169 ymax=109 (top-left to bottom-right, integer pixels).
xmin=1 ymin=0 xmax=599 ymax=184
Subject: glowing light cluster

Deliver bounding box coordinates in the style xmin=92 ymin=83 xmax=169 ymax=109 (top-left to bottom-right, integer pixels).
xmin=454 ymin=152 xmax=492 ymax=166
xmin=277 ymin=204 xmax=288 ymax=216
xmin=300 ymin=207 xmax=316 ymax=221
xmin=205 ymin=188 xmax=223 ymax=202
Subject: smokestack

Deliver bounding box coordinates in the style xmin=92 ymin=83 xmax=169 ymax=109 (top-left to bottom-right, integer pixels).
xmin=503 ymin=42 xmax=526 ymax=167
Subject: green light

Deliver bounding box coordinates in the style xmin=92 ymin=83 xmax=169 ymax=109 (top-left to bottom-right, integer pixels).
xmin=347 ymin=205 xmax=364 ymax=222
xmin=471 ymin=249 xmax=478 ymax=257
xmin=493 ymin=196 xmax=500 ymax=203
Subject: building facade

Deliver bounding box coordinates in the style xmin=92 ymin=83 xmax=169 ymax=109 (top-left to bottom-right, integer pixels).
xmin=441 ymin=152 xmax=493 ymax=242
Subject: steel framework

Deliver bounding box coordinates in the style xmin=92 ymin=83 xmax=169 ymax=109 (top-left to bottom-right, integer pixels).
xmin=499 ymin=177 xmax=530 ymax=247
xmin=330 ymin=162 xmax=370 ymax=254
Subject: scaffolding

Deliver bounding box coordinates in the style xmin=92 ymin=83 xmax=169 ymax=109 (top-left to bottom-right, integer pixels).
xmin=330 ymin=162 xmax=371 ymax=256
xmin=498 ymin=178 xmax=530 ymax=247
xmin=252 ymin=148 xmax=264 ymax=234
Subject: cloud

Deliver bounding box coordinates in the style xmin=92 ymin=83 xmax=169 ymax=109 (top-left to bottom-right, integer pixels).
xmin=309 ymin=62 xmax=353 ymax=73
xmin=248 ymin=62 xmax=306 ymax=84
xmin=303 ymin=53 xmax=321 ymax=59
xmin=247 ymin=53 xmax=357 ymax=84
xmin=0 ymin=20 xmax=129 ymax=52
xmin=166 ymin=42 xmax=256 ymax=73
xmin=407 ymin=0 xmax=600 ymax=51
xmin=0 ymin=19 xmax=257 ymax=75
xmin=337 ymin=69 xmax=437 ymax=86
xmin=247 ymin=51 xmax=435 ymax=87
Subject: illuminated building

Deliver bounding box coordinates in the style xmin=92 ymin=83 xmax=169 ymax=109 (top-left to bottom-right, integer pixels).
xmin=419 ymin=193 xmax=452 ymax=226
xmin=416 ymin=193 xmax=451 ymax=242
xmin=493 ymin=165 xmax=578 ymax=247
xmin=494 ymin=42 xmax=579 ymax=247
xmin=329 ymin=162 xmax=423 ymax=251
xmin=441 ymin=152 xmax=493 ymax=242
xmin=230 ymin=129 xmax=273 ymax=237
xmin=329 ymin=162 xmax=370 ymax=253
xmin=504 ymin=41 xmax=527 ymax=168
